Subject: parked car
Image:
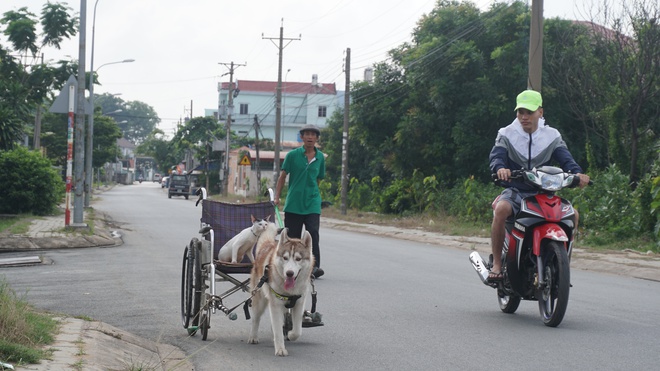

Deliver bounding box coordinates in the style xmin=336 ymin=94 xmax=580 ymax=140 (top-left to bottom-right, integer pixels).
xmin=161 ymin=176 xmax=169 ymax=188
xmin=153 ymin=173 xmax=162 ymax=183
xmin=168 ymin=174 xmax=190 ymax=199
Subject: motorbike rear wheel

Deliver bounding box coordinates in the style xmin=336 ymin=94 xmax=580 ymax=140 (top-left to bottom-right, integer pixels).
xmin=538 ymin=240 xmax=570 ymax=327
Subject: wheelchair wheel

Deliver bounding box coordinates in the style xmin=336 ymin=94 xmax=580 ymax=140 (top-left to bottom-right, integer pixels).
xmin=180 ymin=244 xmax=194 ymax=329
xmin=200 ymin=306 xmax=211 ymax=341
xmin=190 ymin=239 xmax=203 ymax=330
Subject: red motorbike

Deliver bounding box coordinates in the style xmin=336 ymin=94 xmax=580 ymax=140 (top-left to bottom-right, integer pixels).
xmin=469 ymin=166 xmax=588 ymax=327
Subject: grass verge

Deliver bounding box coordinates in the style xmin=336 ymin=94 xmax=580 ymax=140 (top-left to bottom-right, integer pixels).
xmin=0 ymin=215 xmax=33 ymax=235
xmin=0 ymin=277 xmax=58 ymax=366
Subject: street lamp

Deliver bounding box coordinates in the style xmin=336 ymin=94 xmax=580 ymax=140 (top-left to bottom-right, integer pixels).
xmin=85 ymin=59 xmax=134 ymax=207
xmin=84 ymin=0 xmax=135 ymax=207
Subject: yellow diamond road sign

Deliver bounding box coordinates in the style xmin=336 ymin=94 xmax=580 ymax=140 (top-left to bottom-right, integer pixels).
xmin=239 ymin=154 xmax=251 ymax=166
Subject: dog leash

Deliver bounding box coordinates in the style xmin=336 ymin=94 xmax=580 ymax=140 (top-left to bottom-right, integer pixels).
xmin=241 ymin=266 xmax=271 ymax=320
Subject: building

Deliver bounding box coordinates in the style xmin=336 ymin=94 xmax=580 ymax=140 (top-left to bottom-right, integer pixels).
xmin=212 ymin=75 xmax=340 ymax=142
xmin=228 ymin=142 xmax=326 ymax=197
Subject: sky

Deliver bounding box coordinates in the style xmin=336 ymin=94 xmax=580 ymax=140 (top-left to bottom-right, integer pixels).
xmin=3 ymin=0 xmax=611 ymax=137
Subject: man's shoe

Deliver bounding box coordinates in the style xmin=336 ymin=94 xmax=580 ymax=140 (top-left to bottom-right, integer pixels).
xmin=312 ymin=267 xmax=324 ymax=279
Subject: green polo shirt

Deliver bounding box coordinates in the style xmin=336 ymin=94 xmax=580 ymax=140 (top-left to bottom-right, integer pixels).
xmin=282 ymin=146 xmax=325 ymax=215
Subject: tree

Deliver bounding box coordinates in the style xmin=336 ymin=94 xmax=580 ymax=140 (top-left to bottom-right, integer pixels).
xmin=546 ymin=0 xmax=659 ymax=182
xmin=91 ymin=112 xmax=122 ymax=167
xmin=136 ymin=129 xmax=176 ymax=174
xmin=0 ymin=46 xmax=30 ymax=150
xmin=0 ymin=3 xmax=77 ymax=150
xmin=1 ymin=4 xmax=75 ymax=57
xmin=94 ymin=93 xmax=161 ymax=145
xmin=346 ymin=1 xmax=533 ymax=186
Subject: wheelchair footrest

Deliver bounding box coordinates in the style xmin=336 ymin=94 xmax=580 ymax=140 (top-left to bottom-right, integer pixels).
xmin=302 ymin=311 xmax=324 ymax=327
xmin=302 ymin=320 xmax=324 ymax=328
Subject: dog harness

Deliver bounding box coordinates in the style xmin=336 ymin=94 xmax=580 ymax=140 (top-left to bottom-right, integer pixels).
xmin=269 ymin=287 xmax=302 ymax=309
xmin=243 ymin=264 xmax=318 ymax=319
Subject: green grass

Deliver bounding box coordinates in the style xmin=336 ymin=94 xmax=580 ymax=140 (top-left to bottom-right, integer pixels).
xmin=0 ymin=215 xmax=33 ymax=235
xmin=580 ymin=231 xmax=658 ymax=253
xmin=0 ymin=278 xmax=58 ymax=365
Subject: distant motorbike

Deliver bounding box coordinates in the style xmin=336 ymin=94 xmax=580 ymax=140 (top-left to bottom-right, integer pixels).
xmin=138 ymin=177 xmax=143 ymax=184
xmin=469 ymin=166 xmax=589 ymax=327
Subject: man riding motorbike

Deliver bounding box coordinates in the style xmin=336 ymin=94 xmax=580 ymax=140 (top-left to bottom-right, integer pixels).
xmin=488 ymin=90 xmax=590 ymax=282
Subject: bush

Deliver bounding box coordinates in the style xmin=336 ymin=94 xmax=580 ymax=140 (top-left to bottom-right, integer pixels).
xmin=376 ymin=178 xmax=414 ymax=214
xmin=565 ymin=164 xmax=644 ymax=241
xmin=347 ymin=177 xmax=373 ymax=210
xmin=0 ymin=147 xmax=64 ymax=215
xmin=437 ymin=177 xmax=500 ymax=223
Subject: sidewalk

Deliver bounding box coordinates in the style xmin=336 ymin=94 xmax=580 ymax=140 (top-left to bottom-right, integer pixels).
xmin=0 ymin=208 xmax=117 ymax=253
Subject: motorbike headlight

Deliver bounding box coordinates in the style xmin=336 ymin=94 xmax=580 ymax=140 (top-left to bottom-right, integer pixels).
xmin=539 ymin=172 xmax=564 ymax=191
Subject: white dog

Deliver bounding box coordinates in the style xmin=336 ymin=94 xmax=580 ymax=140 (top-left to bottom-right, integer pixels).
xmin=217 ymin=215 xmax=271 ymax=263
xmin=248 ymin=227 xmax=315 ymax=356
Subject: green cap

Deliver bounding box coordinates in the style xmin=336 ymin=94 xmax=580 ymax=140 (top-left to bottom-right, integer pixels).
xmin=514 ymin=90 xmax=542 ymax=112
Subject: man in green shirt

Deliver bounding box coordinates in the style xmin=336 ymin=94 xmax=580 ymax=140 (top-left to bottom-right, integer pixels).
xmin=274 ymin=124 xmax=326 ymax=278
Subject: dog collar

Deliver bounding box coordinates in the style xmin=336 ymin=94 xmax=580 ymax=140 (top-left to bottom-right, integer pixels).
xmin=269 ymin=287 xmax=301 ymax=309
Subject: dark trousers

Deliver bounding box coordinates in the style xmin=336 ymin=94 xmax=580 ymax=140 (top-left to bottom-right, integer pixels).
xmin=284 ymin=212 xmax=321 ymax=268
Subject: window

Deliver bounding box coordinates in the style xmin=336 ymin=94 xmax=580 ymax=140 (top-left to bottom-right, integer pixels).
xmin=240 ymin=103 xmax=249 ymax=115
xmin=318 ymin=105 xmax=327 ymax=118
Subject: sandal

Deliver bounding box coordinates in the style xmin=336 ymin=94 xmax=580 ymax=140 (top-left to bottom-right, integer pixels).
xmin=487 ymin=271 xmax=503 ymax=282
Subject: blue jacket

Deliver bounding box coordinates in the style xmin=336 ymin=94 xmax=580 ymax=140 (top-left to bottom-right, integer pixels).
xmin=489 ymin=118 xmax=582 ymax=192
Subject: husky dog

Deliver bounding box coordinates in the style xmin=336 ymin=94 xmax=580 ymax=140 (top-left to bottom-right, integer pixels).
xmin=217 ymin=215 xmax=272 ymax=263
xmin=248 ymin=227 xmax=315 ymax=356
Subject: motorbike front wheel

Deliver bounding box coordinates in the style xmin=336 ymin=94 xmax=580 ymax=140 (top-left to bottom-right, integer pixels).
xmin=537 ymin=240 xmax=570 ymax=327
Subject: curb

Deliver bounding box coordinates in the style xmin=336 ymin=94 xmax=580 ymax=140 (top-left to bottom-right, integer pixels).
xmin=15 ymin=317 xmax=194 ymax=371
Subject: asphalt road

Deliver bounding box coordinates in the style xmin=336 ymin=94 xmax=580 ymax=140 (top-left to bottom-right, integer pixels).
xmin=2 ymin=182 xmax=659 ymax=370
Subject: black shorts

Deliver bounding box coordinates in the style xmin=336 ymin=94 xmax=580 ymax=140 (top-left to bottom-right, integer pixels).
xmin=494 ymin=188 xmax=537 ymax=218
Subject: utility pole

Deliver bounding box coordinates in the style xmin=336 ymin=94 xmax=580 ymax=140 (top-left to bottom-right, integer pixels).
xmin=528 ymin=0 xmax=543 ymax=91
xmin=218 ymin=61 xmax=245 ymax=196
xmin=73 ymin=0 xmax=87 ymax=226
xmin=341 ymin=48 xmax=351 ymax=215
xmin=263 ymin=19 xmax=301 ymax=186
xmin=33 ymin=53 xmax=45 ymax=151
xmin=254 ymin=115 xmax=261 ymax=189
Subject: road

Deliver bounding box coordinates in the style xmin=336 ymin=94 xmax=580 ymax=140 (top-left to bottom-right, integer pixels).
xmin=2 ymin=182 xmax=659 ymax=370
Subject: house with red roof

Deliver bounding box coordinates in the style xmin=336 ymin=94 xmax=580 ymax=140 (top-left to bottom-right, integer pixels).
xmin=210 ymin=75 xmax=340 ymax=142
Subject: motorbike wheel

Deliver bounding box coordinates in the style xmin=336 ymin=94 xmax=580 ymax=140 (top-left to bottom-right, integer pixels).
xmin=498 ymin=289 xmax=521 ymax=314
xmin=538 ymin=240 xmax=570 ymax=327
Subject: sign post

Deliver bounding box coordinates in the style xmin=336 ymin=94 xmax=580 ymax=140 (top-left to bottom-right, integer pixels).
xmin=50 ymin=75 xmax=91 ymax=227
xmin=65 ymin=84 xmax=75 ymax=226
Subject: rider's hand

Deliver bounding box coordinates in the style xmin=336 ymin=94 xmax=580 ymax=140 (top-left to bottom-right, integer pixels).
xmin=577 ymin=173 xmax=590 ymax=188
xmin=497 ymin=168 xmax=511 ymax=182
xmin=273 ymin=196 xmax=280 ymax=206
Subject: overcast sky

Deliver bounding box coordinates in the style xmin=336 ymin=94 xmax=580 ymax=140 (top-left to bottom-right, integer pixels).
xmin=4 ymin=0 xmax=610 ymax=137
